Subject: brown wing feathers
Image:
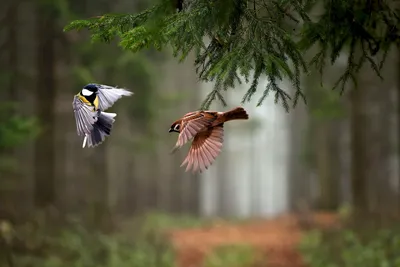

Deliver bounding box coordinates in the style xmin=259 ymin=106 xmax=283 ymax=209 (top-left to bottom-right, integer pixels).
xmin=179 ymin=118 xmax=207 ymax=146
xmin=181 ymin=126 xmax=224 ymax=173
xmin=177 ymin=113 xmax=216 ymax=147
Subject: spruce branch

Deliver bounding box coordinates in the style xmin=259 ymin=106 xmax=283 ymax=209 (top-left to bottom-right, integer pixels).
xmin=64 ymin=0 xmax=400 ymax=109
xmin=299 ymin=0 xmax=400 ymax=94
xmin=64 ymin=0 xmax=310 ymax=110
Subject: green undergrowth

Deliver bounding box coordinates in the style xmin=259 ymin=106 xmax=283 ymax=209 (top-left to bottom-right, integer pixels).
xmin=117 ymin=210 xmax=257 ymax=236
xmin=117 ymin=210 xmax=212 ymax=234
xmin=204 ymin=244 xmax=261 ymax=267
xmin=0 ymin=214 xmax=175 ymax=267
xmin=299 ymin=223 xmax=400 ymax=267
xmin=0 ymin=211 xmax=262 ymax=267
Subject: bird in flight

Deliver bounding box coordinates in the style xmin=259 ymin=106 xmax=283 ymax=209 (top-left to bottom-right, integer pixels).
xmin=169 ymin=106 xmax=249 ymax=173
xmin=72 ymin=83 xmax=133 ymax=148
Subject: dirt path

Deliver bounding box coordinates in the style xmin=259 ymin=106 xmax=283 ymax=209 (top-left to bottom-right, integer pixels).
xmin=168 ymin=213 xmax=337 ymax=267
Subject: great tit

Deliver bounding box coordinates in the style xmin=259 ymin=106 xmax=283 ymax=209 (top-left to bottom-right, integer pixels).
xmin=72 ymin=83 xmax=133 ymax=148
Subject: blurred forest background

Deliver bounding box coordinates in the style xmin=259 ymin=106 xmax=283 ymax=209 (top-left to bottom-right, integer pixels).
xmin=2 ymin=0 xmax=400 ymax=267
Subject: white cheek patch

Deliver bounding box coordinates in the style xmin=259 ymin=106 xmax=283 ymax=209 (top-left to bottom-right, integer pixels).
xmin=82 ymin=89 xmax=93 ymax=96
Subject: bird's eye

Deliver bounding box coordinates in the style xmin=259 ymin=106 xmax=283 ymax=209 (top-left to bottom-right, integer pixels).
xmin=174 ymin=124 xmax=180 ymax=131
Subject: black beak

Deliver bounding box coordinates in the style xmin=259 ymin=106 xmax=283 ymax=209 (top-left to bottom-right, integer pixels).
xmin=168 ymin=128 xmax=173 ymax=133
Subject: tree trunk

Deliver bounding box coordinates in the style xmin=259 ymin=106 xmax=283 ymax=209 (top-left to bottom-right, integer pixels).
xmin=0 ymin=0 xmax=19 ymax=220
xmin=89 ymin=144 xmax=111 ymax=231
xmin=350 ymin=86 xmax=368 ymax=216
xmin=328 ymin=121 xmax=341 ymax=208
xmin=315 ymin=121 xmax=339 ymax=210
xmin=7 ymin=1 xmax=18 ymax=100
xmin=33 ymin=3 xmax=57 ymax=209
xmin=287 ymin=101 xmax=309 ymax=211
xmin=398 ymin=52 xmax=400 ymax=214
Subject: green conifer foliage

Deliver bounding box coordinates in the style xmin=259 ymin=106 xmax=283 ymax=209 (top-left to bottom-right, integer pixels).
xmin=64 ymin=0 xmax=400 ymax=110
xmin=299 ymin=0 xmax=400 ymax=94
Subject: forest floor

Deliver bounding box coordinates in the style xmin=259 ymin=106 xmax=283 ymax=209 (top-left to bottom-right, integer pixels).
xmin=168 ymin=212 xmax=339 ymax=267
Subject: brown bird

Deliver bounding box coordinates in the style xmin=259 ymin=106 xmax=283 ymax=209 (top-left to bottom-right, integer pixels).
xmin=169 ymin=107 xmax=249 ymax=173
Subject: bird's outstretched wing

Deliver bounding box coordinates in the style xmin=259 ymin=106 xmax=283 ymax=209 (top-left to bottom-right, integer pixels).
xmin=181 ymin=125 xmax=224 ymax=173
xmin=175 ymin=112 xmax=216 ymax=148
xmin=96 ymin=84 xmax=133 ymax=111
xmin=72 ymin=95 xmax=98 ymax=136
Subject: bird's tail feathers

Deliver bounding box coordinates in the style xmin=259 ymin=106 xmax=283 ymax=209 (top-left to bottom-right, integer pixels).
xmin=222 ymin=107 xmax=249 ymax=122
xmin=83 ymin=112 xmax=117 ymax=148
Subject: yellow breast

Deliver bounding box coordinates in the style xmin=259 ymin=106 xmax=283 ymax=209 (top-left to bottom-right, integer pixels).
xmin=93 ymin=96 xmax=99 ymax=110
xmin=77 ymin=94 xmax=99 ymax=111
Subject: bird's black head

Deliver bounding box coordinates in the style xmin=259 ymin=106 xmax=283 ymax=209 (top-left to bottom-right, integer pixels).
xmin=169 ymin=122 xmax=181 ymax=133
xmin=83 ymin=84 xmax=99 ymax=93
